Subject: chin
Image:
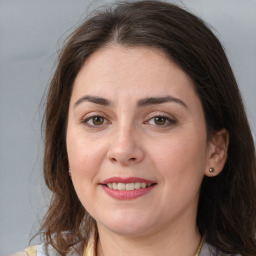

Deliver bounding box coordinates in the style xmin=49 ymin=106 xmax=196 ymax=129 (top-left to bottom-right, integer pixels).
xmin=97 ymin=211 xmax=157 ymax=237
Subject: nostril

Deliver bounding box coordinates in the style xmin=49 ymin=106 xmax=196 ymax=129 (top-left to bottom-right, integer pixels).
xmin=111 ymin=158 xmax=117 ymax=162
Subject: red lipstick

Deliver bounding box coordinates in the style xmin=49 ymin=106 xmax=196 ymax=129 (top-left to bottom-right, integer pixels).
xmin=100 ymin=177 xmax=157 ymax=200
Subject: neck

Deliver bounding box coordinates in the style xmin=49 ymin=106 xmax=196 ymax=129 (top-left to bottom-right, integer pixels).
xmin=96 ymin=220 xmax=201 ymax=256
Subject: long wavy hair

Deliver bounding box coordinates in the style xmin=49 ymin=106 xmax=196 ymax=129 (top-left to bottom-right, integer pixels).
xmin=38 ymin=1 xmax=256 ymax=255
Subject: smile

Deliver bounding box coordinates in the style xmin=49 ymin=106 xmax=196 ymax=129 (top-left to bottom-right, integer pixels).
xmin=100 ymin=177 xmax=157 ymax=200
xmin=106 ymin=182 xmax=153 ymax=191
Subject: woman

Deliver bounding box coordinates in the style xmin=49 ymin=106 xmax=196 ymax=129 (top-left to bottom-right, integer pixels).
xmin=15 ymin=1 xmax=256 ymax=255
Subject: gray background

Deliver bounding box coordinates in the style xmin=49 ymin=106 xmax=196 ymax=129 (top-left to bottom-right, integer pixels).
xmin=0 ymin=0 xmax=255 ymax=255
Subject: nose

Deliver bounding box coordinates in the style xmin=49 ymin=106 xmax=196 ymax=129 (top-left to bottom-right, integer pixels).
xmin=107 ymin=127 xmax=145 ymax=166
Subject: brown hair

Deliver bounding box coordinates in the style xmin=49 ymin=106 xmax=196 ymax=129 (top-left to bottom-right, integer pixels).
xmin=39 ymin=1 xmax=256 ymax=255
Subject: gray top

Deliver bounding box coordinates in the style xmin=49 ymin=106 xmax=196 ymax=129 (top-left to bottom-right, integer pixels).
xmin=200 ymin=242 xmax=240 ymax=256
xmin=34 ymin=241 xmax=240 ymax=256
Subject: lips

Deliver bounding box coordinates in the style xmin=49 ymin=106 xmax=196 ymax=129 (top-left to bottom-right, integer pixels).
xmin=100 ymin=177 xmax=157 ymax=200
xmin=101 ymin=177 xmax=155 ymax=184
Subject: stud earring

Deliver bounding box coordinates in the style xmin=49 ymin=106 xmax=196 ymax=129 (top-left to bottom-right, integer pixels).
xmin=68 ymin=168 xmax=72 ymax=177
xmin=209 ymin=167 xmax=215 ymax=173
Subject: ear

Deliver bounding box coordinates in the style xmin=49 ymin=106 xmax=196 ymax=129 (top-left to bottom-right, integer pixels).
xmin=205 ymin=129 xmax=229 ymax=177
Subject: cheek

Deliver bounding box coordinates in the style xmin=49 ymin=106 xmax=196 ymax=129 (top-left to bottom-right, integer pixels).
xmin=148 ymin=136 xmax=207 ymax=214
xmin=66 ymin=133 xmax=107 ymax=212
xmin=66 ymin=127 xmax=108 ymax=195
xmin=148 ymin=131 xmax=208 ymax=187
xmin=67 ymin=125 xmax=104 ymax=168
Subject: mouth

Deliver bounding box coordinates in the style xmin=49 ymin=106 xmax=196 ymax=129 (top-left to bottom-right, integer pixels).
xmin=103 ymin=182 xmax=154 ymax=191
xmin=99 ymin=177 xmax=157 ymax=199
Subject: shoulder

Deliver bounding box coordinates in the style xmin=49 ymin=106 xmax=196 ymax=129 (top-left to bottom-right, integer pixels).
xmin=11 ymin=253 xmax=28 ymax=256
xmin=200 ymin=241 xmax=241 ymax=256
xmin=200 ymin=241 xmax=216 ymax=256
xmin=11 ymin=245 xmax=42 ymax=256
xmin=12 ymin=240 xmax=84 ymax=256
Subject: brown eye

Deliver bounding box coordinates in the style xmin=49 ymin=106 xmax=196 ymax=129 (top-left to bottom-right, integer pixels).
xmin=154 ymin=116 xmax=167 ymax=125
xmin=92 ymin=116 xmax=104 ymax=125
xmin=82 ymin=115 xmax=108 ymax=128
xmin=146 ymin=115 xmax=176 ymax=127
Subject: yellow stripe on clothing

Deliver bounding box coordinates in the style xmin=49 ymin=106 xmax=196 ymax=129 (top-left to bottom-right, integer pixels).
xmin=83 ymin=234 xmax=95 ymax=256
xmin=24 ymin=246 xmax=37 ymax=256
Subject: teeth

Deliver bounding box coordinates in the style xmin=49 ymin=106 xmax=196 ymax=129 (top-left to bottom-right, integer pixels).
xmin=126 ymin=183 xmax=134 ymax=190
xmin=106 ymin=182 xmax=151 ymax=191
xmin=117 ymin=183 xmax=126 ymax=190
xmin=113 ymin=183 xmax=118 ymax=190
xmin=134 ymin=182 xmax=141 ymax=189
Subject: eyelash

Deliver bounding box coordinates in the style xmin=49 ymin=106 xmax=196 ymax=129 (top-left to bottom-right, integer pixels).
xmin=81 ymin=114 xmax=176 ymax=128
xmin=81 ymin=114 xmax=110 ymax=128
xmin=144 ymin=114 xmax=176 ymax=127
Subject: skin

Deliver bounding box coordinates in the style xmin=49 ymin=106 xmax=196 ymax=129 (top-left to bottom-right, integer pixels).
xmin=66 ymin=45 xmax=228 ymax=256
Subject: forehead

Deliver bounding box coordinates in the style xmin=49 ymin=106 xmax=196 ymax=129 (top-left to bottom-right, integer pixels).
xmin=72 ymin=45 xmax=197 ymax=103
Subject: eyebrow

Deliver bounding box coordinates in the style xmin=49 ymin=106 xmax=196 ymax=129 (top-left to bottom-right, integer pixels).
xmin=137 ymin=96 xmax=188 ymax=108
xmin=74 ymin=95 xmax=111 ymax=108
xmin=74 ymin=95 xmax=187 ymax=109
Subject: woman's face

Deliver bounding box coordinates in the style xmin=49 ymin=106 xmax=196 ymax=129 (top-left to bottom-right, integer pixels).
xmin=66 ymin=45 xmax=213 ymax=237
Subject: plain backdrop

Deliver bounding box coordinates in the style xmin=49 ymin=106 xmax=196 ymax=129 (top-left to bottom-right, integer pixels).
xmin=0 ymin=0 xmax=255 ymax=255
